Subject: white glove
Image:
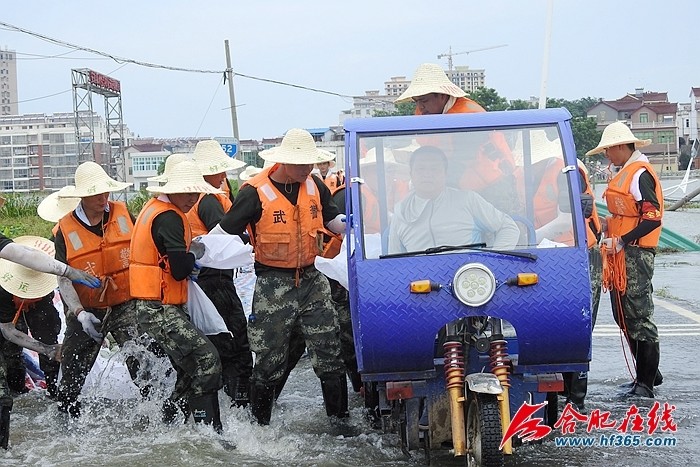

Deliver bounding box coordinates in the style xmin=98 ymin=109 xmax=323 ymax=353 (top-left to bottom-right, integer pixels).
xmin=63 ymin=266 xmax=101 ymax=288
xmin=77 ymin=310 xmax=103 ymax=342
xmin=326 ymin=214 xmax=347 ymax=234
xmin=189 ymin=240 xmax=206 ymax=260
xmin=602 ymin=237 xmax=624 ymax=254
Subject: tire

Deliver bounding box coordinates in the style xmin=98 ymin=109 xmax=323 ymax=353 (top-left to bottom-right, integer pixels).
xmin=465 ymin=393 xmax=504 ymax=467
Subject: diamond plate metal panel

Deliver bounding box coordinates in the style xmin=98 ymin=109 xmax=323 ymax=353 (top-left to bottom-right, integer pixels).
xmin=349 ymin=248 xmax=592 ymax=376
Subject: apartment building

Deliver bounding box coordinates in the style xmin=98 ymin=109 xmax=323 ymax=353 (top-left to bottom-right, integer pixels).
xmin=0 ymin=112 xmax=111 ymax=192
xmin=0 ymin=48 xmax=18 ymax=116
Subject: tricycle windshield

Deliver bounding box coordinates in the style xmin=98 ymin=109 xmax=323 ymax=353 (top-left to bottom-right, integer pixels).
xmin=357 ymin=125 xmax=578 ymax=258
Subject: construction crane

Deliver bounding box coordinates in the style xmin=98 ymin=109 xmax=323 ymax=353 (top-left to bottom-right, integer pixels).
xmin=437 ymin=44 xmax=508 ymax=72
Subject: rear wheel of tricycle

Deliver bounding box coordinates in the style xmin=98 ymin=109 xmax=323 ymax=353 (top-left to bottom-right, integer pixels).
xmin=465 ymin=393 xmax=504 ymax=467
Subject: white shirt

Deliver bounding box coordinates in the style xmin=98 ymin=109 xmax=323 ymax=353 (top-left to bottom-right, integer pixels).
xmin=388 ymin=187 xmax=520 ymax=254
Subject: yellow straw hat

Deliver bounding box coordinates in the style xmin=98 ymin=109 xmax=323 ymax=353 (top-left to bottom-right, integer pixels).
xmin=239 ymin=165 xmax=263 ymax=181
xmin=37 ymin=186 xmax=81 ymax=223
xmin=585 ymin=121 xmax=652 ymax=156
xmin=259 ymin=129 xmax=334 ymax=165
xmin=59 ymin=161 xmax=131 ymax=198
xmin=395 ymin=63 xmax=466 ymax=104
xmin=0 ymin=236 xmax=58 ymax=299
xmin=148 ymin=153 xmax=190 ymax=183
xmin=146 ymin=160 xmax=223 ymax=195
xmin=193 ymin=140 xmax=246 ymax=174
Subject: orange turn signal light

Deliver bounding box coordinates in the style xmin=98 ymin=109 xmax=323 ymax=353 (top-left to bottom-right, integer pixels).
xmin=506 ymin=273 xmax=539 ymax=286
xmin=410 ymin=280 xmax=441 ymax=293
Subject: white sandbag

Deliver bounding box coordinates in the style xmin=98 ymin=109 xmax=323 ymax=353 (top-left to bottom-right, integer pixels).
xmin=194 ymin=234 xmax=254 ymax=269
xmin=187 ymin=280 xmax=230 ymax=336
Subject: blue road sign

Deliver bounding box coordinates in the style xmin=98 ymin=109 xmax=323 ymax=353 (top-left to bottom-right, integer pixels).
xmin=214 ymin=137 xmax=238 ymax=157
xmin=221 ymin=143 xmax=238 ymax=157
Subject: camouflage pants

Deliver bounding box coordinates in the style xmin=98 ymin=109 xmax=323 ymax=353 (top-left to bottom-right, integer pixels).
xmin=136 ymin=300 xmax=222 ymax=399
xmin=610 ymin=246 xmax=659 ymax=342
xmin=249 ymin=267 xmax=345 ymax=385
xmin=589 ymin=245 xmax=603 ymax=327
xmin=57 ymin=300 xmax=143 ymax=408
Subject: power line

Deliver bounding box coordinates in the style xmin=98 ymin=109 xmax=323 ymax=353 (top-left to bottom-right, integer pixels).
xmin=1 ymin=21 xmax=398 ymax=110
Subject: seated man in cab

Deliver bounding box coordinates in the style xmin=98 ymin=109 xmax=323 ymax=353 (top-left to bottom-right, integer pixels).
xmin=388 ymin=146 xmax=520 ymax=254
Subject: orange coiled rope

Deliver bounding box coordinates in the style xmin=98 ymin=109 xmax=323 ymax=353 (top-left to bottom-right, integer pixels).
xmin=601 ymin=237 xmax=626 ymax=295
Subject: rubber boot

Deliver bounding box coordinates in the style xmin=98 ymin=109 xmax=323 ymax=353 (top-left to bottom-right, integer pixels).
xmin=0 ymin=402 xmax=11 ymax=450
xmin=189 ymin=392 xmax=223 ymax=433
xmin=250 ymin=384 xmax=276 ymax=425
xmin=321 ymin=375 xmax=349 ymax=419
xmin=233 ymin=378 xmax=250 ymax=408
xmin=162 ymin=397 xmax=190 ymax=425
xmin=564 ymin=371 xmax=588 ymax=413
xmin=619 ymin=338 xmax=663 ymax=388
xmin=43 ymin=361 xmax=60 ymax=400
xmin=627 ymin=341 xmax=659 ymax=398
xmin=56 ymin=390 xmax=81 ymax=418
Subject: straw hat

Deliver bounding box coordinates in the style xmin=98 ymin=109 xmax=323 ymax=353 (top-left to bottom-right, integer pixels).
xmin=146 ymin=160 xmax=223 ymax=195
xmin=239 ymin=165 xmax=263 ymax=181
xmin=37 ymin=186 xmax=81 ymax=222
xmin=59 ymin=161 xmax=131 ymax=198
xmin=585 ymin=121 xmax=652 ymax=156
xmin=0 ymin=236 xmax=58 ymax=299
xmin=259 ymin=129 xmax=334 ymax=165
xmin=148 ymin=153 xmax=189 ymax=183
xmin=193 ymin=140 xmax=245 ymax=175
xmin=395 ymin=63 xmax=467 ymax=104
xmin=361 ymin=148 xmax=399 ymax=166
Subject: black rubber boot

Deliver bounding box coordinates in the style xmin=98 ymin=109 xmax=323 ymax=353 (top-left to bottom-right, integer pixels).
xmin=233 ymin=378 xmax=250 ymax=408
xmin=43 ymin=362 xmax=60 ymax=400
xmin=189 ymin=392 xmax=223 ymax=433
xmin=56 ymin=390 xmax=81 ymax=418
xmin=627 ymin=341 xmax=659 ymax=398
xmin=564 ymin=371 xmax=588 ymax=413
xmin=250 ymin=384 xmax=276 ymax=425
xmin=619 ymin=338 xmax=663 ymax=389
xmin=162 ymin=397 xmax=190 ymax=425
xmin=0 ymin=402 xmax=11 ymax=450
xmin=321 ymin=375 xmax=349 ymax=419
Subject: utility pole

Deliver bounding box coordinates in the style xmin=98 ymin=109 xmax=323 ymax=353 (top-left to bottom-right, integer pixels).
xmin=539 ymin=0 xmax=554 ymax=109
xmin=224 ymin=40 xmax=240 ymax=140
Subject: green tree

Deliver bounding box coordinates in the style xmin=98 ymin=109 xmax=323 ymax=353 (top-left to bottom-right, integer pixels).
xmin=467 ymin=87 xmax=508 ymax=111
xmin=571 ymin=116 xmax=603 ymax=161
xmin=508 ymin=99 xmax=536 ymax=110
xmin=374 ymin=101 xmax=416 ymax=117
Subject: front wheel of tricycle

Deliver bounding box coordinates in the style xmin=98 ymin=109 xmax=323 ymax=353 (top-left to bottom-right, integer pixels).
xmin=465 ymin=393 xmax=504 ymax=467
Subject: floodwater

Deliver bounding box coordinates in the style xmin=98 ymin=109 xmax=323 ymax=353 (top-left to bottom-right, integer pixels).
xmin=2 ymin=207 xmax=699 ymax=466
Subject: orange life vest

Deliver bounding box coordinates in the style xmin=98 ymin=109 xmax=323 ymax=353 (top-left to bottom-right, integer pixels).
xmin=603 ymin=160 xmax=663 ymax=248
xmin=322 ymin=173 xmax=340 ymax=191
xmin=579 ymin=162 xmax=602 ymax=248
xmin=247 ymin=166 xmax=325 ymax=269
xmin=129 ymin=198 xmax=191 ymax=304
xmin=321 ymin=185 xmax=345 ymax=259
xmin=58 ymin=201 xmax=132 ymax=308
xmin=186 ymin=192 xmax=233 ymax=237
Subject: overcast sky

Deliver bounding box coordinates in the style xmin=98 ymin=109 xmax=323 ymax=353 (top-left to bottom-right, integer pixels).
xmin=2 ymin=0 xmax=697 ymax=141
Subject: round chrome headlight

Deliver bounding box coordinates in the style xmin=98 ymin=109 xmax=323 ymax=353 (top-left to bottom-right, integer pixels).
xmin=452 ymin=263 xmax=496 ymax=307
